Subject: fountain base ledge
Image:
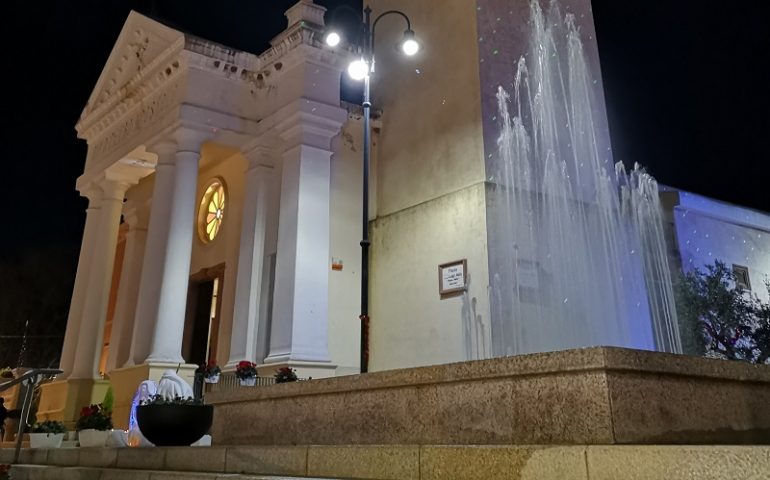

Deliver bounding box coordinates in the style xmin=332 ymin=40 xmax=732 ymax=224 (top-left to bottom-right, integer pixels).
xmin=208 ymin=347 xmax=770 ymax=446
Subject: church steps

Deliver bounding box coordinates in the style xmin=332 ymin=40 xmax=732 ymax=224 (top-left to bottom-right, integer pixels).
xmin=2 ymin=444 xmax=769 ymax=480
xmin=8 ymin=464 xmax=334 ymax=480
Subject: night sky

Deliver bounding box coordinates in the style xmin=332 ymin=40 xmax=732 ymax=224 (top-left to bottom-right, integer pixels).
xmin=0 ymin=0 xmax=768 ymax=363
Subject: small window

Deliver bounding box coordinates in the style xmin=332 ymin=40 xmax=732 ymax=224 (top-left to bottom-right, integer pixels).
xmin=198 ymin=178 xmax=226 ymax=243
xmin=732 ymin=264 xmax=751 ymax=291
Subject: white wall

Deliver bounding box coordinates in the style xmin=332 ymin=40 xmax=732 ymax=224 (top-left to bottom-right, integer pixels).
xmin=327 ymin=118 xmax=366 ymax=375
xmin=671 ymin=192 xmax=770 ymax=302
xmin=366 ymin=0 xmax=489 ymax=371
xmin=370 ymin=184 xmax=491 ymax=371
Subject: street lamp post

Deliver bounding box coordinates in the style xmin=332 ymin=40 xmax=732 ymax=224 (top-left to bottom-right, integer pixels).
xmin=326 ymin=6 xmax=419 ymax=374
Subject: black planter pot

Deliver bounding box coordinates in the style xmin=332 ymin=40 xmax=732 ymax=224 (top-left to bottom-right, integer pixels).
xmin=137 ymin=404 xmax=214 ymax=446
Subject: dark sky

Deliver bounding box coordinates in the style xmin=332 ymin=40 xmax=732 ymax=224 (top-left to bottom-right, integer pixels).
xmin=1 ymin=0 xmax=768 ymax=255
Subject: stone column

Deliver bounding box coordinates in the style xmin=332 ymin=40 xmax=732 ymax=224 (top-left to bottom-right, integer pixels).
xmin=59 ymin=189 xmax=102 ymax=378
xmin=106 ymin=201 xmax=149 ymax=371
xmin=70 ymin=178 xmax=132 ymax=379
xmin=132 ymin=129 xmax=208 ymax=365
xmin=264 ymin=104 xmax=346 ymax=374
xmin=226 ymin=148 xmax=274 ymax=369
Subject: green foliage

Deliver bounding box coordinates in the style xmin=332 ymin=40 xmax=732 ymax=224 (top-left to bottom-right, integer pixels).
xmin=140 ymin=395 xmax=204 ymax=406
xmin=676 ymin=260 xmax=770 ymax=363
xmin=274 ymin=367 xmax=298 ymax=383
xmin=235 ymin=361 xmax=257 ymax=380
xmin=75 ymin=404 xmax=113 ymax=431
xmin=102 ymin=387 xmax=114 ymax=415
xmin=202 ymin=360 xmax=221 ymax=378
xmin=31 ymin=420 xmax=67 ymax=435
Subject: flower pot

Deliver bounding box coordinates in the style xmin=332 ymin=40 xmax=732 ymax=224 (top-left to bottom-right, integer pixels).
xmin=78 ymin=429 xmax=110 ymax=447
xmin=137 ymin=404 xmax=213 ymax=447
xmin=204 ymin=374 xmax=220 ymax=384
xmin=239 ymin=377 xmax=256 ymax=386
xmin=29 ymin=433 xmax=64 ymax=449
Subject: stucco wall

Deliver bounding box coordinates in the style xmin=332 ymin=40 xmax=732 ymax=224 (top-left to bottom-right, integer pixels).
xmin=366 ymin=0 xmax=489 ymax=370
xmin=370 ymin=183 xmax=491 ymax=371
xmin=667 ymin=191 xmax=770 ymax=302
xmin=370 ymin=0 xmax=486 ymax=216
xmin=327 ymin=118 xmax=366 ymax=375
xmin=188 ymin=145 xmax=249 ymax=365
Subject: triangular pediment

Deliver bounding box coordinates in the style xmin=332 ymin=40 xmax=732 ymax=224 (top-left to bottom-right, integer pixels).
xmin=76 ymin=11 xmax=185 ymax=135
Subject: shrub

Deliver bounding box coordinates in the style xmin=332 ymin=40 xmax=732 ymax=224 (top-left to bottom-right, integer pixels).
xmin=235 ymin=361 xmax=257 ymax=380
xmin=32 ymin=420 xmax=67 ymax=435
xmin=75 ymin=404 xmax=113 ymax=431
xmin=274 ymin=367 xmax=298 ymax=383
xmin=203 ymin=360 xmax=221 ymax=379
xmin=140 ymin=394 xmax=204 ymax=406
xmin=677 ymin=260 xmax=770 ymax=363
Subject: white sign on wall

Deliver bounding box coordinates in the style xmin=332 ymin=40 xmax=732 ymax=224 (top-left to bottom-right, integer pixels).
xmin=439 ymin=259 xmax=467 ymax=296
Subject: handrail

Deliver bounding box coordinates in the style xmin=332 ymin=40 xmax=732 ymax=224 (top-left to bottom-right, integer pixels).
xmin=0 ymin=369 xmax=62 ymax=393
xmin=0 ymin=368 xmax=62 ymax=464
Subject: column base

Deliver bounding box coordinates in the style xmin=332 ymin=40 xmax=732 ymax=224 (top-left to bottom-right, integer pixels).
xmin=257 ymin=359 xmax=337 ymax=380
xmin=108 ymin=362 xmax=198 ymax=429
xmin=36 ymin=378 xmax=111 ymax=428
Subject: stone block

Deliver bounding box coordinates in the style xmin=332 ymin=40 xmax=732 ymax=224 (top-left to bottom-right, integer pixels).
xmin=77 ymin=447 xmax=117 ymax=468
xmin=307 ymin=445 xmax=420 ymax=480
xmin=17 ymin=448 xmax=49 ymax=465
xmin=587 ymin=445 xmax=770 ymax=480
xmin=116 ymin=447 xmax=165 ymax=470
xmin=162 ymin=446 xmax=226 ymax=473
xmin=208 ymin=347 xmax=770 ymax=445
xmin=0 ymin=448 xmax=14 ymax=464
xmin=420 ymin=446 xmax=588 ymax=480
xmin=47 ymin=447 xmax=80 ymax=466
xmin=224 ymin=445 xmax=307 ymax=476
xmin=55 ymin=466 xmax=103 ymax=480
xmin=149 ymin=472 xmax=217 ymax=480
xmin=94 ymin=468 xmax=150 ymax=480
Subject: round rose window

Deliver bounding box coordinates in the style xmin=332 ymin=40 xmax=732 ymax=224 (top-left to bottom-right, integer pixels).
xmin=198 ymin=179 xmax=226 ymax=243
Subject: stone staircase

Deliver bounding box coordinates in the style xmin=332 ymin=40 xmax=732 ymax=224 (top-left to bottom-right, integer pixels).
xmin=3 ymin=444 xmax=770 ymax=480
xmin=8 ymin=465 xmax=332 ymax=479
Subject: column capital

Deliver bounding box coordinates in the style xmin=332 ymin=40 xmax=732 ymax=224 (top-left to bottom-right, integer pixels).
xmin=150 ymin=127 xmax=212 ymax=165
xmin=78 ymin=185 xmax=103 ymax=207
xmin=123 ymin=198 xmax=151 ymax=231
xmin=97 ymin=177 xmax=131 ymax=202
xmin=243 ymin=145 xmax=278 ymax=172
xmin=272 ymin=99 xmax=347 ymax=151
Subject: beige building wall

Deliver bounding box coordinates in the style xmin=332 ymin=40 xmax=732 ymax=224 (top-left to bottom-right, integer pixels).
xmin=188 ymin=145 xmax=250 ymax=366
xmin=327 ymin=118 xmax=367 ymax=375
xmin=367 ymin=0 xmax=489 ymax=370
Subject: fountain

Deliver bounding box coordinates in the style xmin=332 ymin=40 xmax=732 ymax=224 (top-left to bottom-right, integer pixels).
xmin=487 ymin=0 xmax=682 ymax=356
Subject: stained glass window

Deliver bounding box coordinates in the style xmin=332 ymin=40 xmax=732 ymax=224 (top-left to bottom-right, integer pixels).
xmin=198 ymin=179 xmax=226 ymax=243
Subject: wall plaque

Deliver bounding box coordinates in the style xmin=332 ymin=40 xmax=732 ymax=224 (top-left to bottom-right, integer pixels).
xmin=439 ymin=259 xmax=467 ymax=296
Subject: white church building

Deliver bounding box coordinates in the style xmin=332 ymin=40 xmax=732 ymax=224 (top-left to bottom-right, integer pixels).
xmin=38 ymin=0 xmax=770 ymax=429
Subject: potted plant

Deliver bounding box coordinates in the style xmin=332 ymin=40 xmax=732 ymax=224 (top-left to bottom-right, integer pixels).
xmin=274 ymin=367 xmax=299 ymax=383
xmin=137 ymin=395 xmax=212 ymax=446
xmin=203 ymin=360 xmax=221 ymax=384
xmin=29 ymin=420 xmax=66 ymax=449
xmin=0 ymin=367 xmax=13 ymax=379
xmin=136 ymin=370 xmax=213 ymax=446
xmin=76 ymin=404 xmax=113 ymax=447
xmin=235 ymin=361 xmax=258 ymax=386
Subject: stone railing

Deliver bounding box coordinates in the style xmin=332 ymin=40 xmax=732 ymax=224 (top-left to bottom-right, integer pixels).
xmin=204 ymin=374 xmax=275 ymax=394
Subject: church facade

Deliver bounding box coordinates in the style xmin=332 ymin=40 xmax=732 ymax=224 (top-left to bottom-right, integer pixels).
xmin=38 ymin=0 xmax=770 ymax=429
xmin=39 ymin=0 xmax=506 ymax=426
